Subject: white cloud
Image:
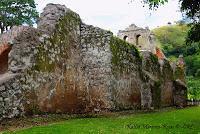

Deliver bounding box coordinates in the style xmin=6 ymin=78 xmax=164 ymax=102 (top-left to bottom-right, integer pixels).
xmin=35 ymin=0 xmax=182 ymax=34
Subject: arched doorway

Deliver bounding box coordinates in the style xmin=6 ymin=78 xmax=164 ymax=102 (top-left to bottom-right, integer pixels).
xmin=136 ymin=34 xmax=141 ymax=46
xmin=0 ymin=44 xmax=12 ymax=74
xmin=123 ymin=35 xmax=128 ymax=42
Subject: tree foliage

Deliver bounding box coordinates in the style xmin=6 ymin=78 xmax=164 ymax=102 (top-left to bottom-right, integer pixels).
xmin=145 ymin=0 xmax=200 ymax=44
xmin=187 ymin=76 xmax=200 ymax=100
xmin=180 ymin=0 xmax=200 ymax=21
xmin=153 ymin=24 xmax=189 ymax=56
xmin=181 ymin=0 xmax=200 ymax=44
xmin=153 ymin=24 xmax=200 ymax=76
xmin=0 ymin=0 xmax=39 ymax=33
xmin=186 ymin=23 xmax=200 ymax=44
xmin=142 ymin=0 xmax=168 ymax=9
xmin=153 ymin=24 xmax=200 ymax=100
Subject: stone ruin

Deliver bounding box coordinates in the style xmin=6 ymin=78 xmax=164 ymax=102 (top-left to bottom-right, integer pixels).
xmin=0 ymin=44 xmax=12 ymax=74
xmin=0 ymin=4 xmax=187 ymax=121
xmin=118 ymin=24 xmax=156 ymax=54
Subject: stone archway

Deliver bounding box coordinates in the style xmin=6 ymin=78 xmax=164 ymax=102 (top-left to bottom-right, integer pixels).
xmin=136 ymin=34 xmax=141 ymax=46
xmin=123 ymin=35 xmax=128 ymax=42
xmin=0 ymin=44 xmax=12 ymax=74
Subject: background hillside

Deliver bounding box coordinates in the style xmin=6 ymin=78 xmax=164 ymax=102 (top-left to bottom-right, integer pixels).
xmin=152 ymin=24 xmax=200 ymax=100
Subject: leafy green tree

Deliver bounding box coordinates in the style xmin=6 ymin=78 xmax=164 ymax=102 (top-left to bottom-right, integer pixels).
xmin=153 ymin=24 xmax=200 ymax=100
xmin=0 ymin=0 xmax=39 ymax=33
xmin=186 ymin=23 xmax=200 ymax=45
xmin=153 ymin=25 xmax=189 ymax=56
xmin=180 ymin=0 xmax=200 ymax=21
xmin=187 ymin=76 xmax=200 ymax=100
xmin=145 ymin=0 xmax=200 ymax=100
xmin=144 ymin=0 xmax=200 ymax=44
xmin=181 ymin=0 xmax=200 ymax=45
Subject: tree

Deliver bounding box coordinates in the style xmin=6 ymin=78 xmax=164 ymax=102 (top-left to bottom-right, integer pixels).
xmin=180 ymin=0 xmax=200 ymax=21
xmin=180 ymin=0 xmax=200 ymax=44
xmin=143 ymin=0 xmax=200 ymax=44
xmin=0 ymin=0 xmax=39 ymax=33
xmin=186 ymin=23 xmax=200 ymax=44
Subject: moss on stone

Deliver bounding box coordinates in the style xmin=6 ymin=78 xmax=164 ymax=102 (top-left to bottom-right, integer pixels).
xmin=150 ymin=53 xmax=158 ymax=64
xmin=174 ymin=66 xmax=185 ymax=81
xmin=151 ymin=80 xmax=161 ymax=109
xmin=34 ymin=11 xmax=81 ymax=72
xmin=110 ymin=36 xmax=142 ymax=74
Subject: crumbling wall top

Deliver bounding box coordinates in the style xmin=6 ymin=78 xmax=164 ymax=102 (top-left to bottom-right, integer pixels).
xmin=37 ymin=3 xmax=80 ymax=36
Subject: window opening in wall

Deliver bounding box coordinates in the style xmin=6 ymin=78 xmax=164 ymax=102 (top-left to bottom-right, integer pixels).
xmin=123 ymin=35 xmax=128 ymax=41
xmin=136 ymin=34 xmax=141 ymax=46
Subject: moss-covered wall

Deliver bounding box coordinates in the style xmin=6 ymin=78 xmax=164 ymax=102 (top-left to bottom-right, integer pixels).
xmin=109 ymin=36 xmax=142 ymax=110
xmin=140 ymin=52 xmax=161 ymax=109
xmin=35 ymin=11 xmax=81 ymax=72
xmin=160 ymin=59 xmax=174 ymax=107
xmin=110 ymin=36 xmax=141 ymax=74
xmin=23 ymin=9 xmax=85 ymax=114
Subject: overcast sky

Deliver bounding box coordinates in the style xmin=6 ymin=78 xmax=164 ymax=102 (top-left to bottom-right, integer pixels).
xmin=35 ymin=0 xmax=182 ymax=34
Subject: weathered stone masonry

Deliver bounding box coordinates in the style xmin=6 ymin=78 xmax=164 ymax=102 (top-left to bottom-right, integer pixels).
xmin=0 ymin=3 xmax=187 ymax=120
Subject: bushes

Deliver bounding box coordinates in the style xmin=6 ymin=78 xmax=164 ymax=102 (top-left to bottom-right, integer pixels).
xmin=153 ymin=24 xmax=200 ymax=100
xmin=153 ymin=25 xmax=200 ymax=76
xmin=153 ymin=24 xmax=189 ymax=55
xmin=187 ymin=76 xmax=200 ymax=100
xmin=185 ymin=53 xmax=200 ymax=76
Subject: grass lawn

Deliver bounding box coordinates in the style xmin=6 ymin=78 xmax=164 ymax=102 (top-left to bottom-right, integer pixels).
xmin=3 ymin=106 xmax=200 ymax=134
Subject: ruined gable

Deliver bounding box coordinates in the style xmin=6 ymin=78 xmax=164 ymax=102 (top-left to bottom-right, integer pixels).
xmin=117 ymin=24 xmax=156 ymax=54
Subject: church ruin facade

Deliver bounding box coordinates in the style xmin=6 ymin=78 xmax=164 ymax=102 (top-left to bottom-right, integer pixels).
xmin=118 ymin=24 xmax=156 ymax=54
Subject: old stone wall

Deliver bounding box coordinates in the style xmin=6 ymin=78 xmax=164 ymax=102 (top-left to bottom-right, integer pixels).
xmin=0 ymin=26 xmax=41 ymax=120
xmin=0 ymin=3 xmax=187 ymax=121
xmin=80 ymin=24 xmax=113 ymax=110
xmin=109 ymin=37 xmax=143 ymax=110
xmin=0 ymin=74 xmax=23 ymax=120
xmin=22 ymin=4 xmax=83 ymax=114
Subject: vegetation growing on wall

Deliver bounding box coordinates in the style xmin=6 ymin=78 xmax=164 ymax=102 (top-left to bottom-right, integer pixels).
xmin=150 ymin=53 xmax=158 ymax=63
xmin=35 ymin=11 xmax=81 ymax=72
xmin=151 ymin=80 xmax=161 ymax=109
xmin=153 ymin=24 xmax=200 ymax=100
xmin=110 ymin=36 xmax=141 ymax=74
xmin=23 ymin=11 xmax=82 ymax=114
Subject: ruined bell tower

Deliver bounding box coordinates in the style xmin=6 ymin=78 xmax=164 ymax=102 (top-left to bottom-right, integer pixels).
xmin=117 ymin=24 xmax=156 ymax=54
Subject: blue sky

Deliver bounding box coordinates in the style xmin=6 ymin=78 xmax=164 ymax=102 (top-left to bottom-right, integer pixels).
xmin=35 ymin=0 xmax=182 ymax=34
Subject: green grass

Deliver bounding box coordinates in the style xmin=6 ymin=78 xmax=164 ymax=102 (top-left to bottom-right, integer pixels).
xmin=4 ymin=107 xmax=200 ymax=134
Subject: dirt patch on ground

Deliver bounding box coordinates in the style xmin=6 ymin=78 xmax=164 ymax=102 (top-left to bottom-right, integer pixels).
xmin=0 ymin=114 xmax=71 ymax=132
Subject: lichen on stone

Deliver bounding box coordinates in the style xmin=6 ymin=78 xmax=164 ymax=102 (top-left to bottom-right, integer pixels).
xmin=34 ymin=11 xmax=81 ymax=72
xmin=110 ymin=36 xmax=141 ymax=74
